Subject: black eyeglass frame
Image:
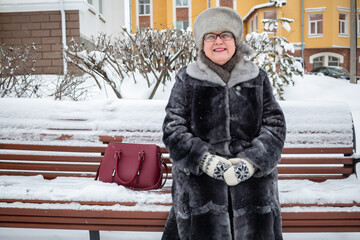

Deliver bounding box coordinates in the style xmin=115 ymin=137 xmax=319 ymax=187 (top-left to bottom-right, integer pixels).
xmin=203 ymin=31 xmax=234 ymax=42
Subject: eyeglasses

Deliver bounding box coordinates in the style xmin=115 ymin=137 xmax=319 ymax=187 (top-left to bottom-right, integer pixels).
xmin=203 ymin=32 xmax=234 ymax=42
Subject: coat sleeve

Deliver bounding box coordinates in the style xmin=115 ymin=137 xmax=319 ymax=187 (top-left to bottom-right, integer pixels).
xmin=236 ymin=70 xmax=286 ymax=177
xmin=162 ymin=68 xmax=214 ymax=175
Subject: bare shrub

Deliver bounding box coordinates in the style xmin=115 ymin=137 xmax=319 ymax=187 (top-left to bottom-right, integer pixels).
xmin=65 ymin=28 xmax=196 ymax=99
xmin=0 ymin=43 xmax=41 ymax=98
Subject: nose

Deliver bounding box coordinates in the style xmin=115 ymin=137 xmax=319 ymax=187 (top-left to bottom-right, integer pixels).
xmin=214 ymin=36 xmax=224 ymax=43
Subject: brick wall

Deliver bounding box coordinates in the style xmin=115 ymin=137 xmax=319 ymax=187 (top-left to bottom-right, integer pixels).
xmin=0 ymin=10 xmax=80 ymax=75
xmin=294 ymin=48 xmax=360 ymax=74
xmin=176 ymin=8 xmax=188 ymax=21
xmin=220 ymin=0 xmax=233 ymax=8
xmin=139 ymin=16 xmax=150 ymax=28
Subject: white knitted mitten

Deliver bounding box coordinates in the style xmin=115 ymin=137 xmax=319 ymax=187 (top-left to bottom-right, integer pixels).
xmin=223 ymin=158 xmax=256 ymax=186
xmin=200 ymin=153 xmax=231 ymax=180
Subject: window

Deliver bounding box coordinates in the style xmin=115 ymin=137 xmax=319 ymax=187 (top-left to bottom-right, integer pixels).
xmin=328 ymin=56 xmax=339 ymax=66
xmin=87 ymin=0 xmax=93 ymax=4
xmin=313 ymin=56 xmax=323 ymax=69
xmin=309 ymin=13 xmax=323 ymax=36
xmin=99 ymin=0 xmax=103 ymax=14
xmin=254 ymin=14 xmax=258 ymax=32
xmin=263 ymin=11 xmax=277 ymax=32
xmin=250 ymin=14 xmax=258 ymax=33
xmin=176 ymin=21 xmax=189 ymax=30
xmin=176 ymin=0 xmax=188 ymax=7
xmin=139 ymin=0 xmax=150 ymax=15
xmin=339 ymin=13 xmax=348 ymax=35
xmin=310 ymin=52 xmax=344 ymax=68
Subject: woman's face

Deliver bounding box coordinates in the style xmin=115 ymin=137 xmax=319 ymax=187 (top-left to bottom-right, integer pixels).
xmin=203 ymin=31 xmax=236 ymax=65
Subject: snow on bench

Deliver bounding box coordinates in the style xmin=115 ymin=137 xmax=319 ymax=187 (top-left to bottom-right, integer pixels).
xmin=0 ymin=98 xmax=359 ymax=234
xmin=0 ymin=98 xmax=354 ymax=148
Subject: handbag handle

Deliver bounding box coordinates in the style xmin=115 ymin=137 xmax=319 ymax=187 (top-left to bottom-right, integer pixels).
xmin=114 ymin=150 xmax=144 ymax=185
xmin=132 ymin=158 xmax=169 ymax=191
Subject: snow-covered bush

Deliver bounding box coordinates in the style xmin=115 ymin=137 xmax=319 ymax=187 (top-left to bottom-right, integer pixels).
xmin=246 ymin=15 xmax=303 ymax=100
xmin=50 ymin=74 xmax=93 ymax=101
xmin=122 ymin=28 xmax=196 ymax=99
xmin=65 ymin=35 xmax=124 ymax=98
xmin=0 ymin=43 xmax=42 ymax=98
xmin=65 ymin=28 xmax=196 ymax=99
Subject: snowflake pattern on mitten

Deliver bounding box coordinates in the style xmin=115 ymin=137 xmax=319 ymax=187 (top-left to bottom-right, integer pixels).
xmin=234 ymin=161 xmax=251 ymax=182
xmin=213 ymin=161 xmax=231 ymax=180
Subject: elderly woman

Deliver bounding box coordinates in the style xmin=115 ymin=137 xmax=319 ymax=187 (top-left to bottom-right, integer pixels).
xmin=162 ymin=7 xmax=286 ymax=240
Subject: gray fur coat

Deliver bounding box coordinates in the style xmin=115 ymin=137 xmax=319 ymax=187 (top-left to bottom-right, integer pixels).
xmin=162 ymin=56 xmax=286 ymax=240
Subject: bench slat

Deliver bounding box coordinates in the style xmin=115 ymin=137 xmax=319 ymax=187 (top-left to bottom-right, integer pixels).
xmin=282 ymin=147 xmax=353 ymax=155
xmin=0 ymin=222 xmax=166 ymax=232
xmin=278 ymin=175 xmax=348 ymax=181
xmin=1 ymin=215 xmax=168 ymax=226
xmin=282 ymin=212 xmax=360 ymax=220
xmin=0 ymin=154 xmax=102 ymax=162
xmin=0 ymin=208 xmax=169 ymax=219
xmin=0 ymin=143 xmax=106 ymax=153
xmin=0 ymin=171 xmax=95 ymax=178
xmin=0 ymin=162 xmax=99 ymax=172
xmin=277 ymin=167 xmax=353 ymax=175
xmin=280 ymin=157 xmax=353 ymax=165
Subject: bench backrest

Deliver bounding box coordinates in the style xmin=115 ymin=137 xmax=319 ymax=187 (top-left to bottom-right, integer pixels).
xmin=0 ymin=142 xmax=354 ymax=182
xmin=0 ymin=99 xmax=355 ymax=182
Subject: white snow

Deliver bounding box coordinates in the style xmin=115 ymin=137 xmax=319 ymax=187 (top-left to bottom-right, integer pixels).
xmin=0 ymin=98 xmax=354 ymax=148
xmin=0 ymin=175 xmax=172 ymax=210
xmin=1 ymin=73 xmax=360 ymax=239
xmin=0 ymin=173 xmax=358 ymax=212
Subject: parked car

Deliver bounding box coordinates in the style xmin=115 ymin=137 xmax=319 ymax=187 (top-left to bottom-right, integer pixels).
xmin=310 ymin=66 xmax=358 ymax=80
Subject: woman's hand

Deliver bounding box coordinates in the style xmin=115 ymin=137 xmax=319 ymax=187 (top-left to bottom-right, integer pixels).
xmin=200 ymin=153 xmax=231 ymax=180
xmin=223 ymin=158 xmax=256 ymax=186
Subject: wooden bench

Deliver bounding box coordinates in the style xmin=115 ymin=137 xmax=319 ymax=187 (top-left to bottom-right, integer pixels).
xmin=0 ymin=99 xmax=359 ymax=239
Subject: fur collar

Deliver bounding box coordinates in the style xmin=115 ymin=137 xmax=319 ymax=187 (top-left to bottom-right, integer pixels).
xmin=186 ymin=56 xmax=259 ymax=88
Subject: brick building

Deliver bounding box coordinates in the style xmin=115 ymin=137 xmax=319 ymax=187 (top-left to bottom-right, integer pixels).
xmin=0 ymin=0 xmax=128 ymax=75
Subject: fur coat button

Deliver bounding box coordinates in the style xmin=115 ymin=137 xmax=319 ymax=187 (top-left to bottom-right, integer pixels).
xmin=235 ymin=86 xmax=241 ymax=91
xmin=183 ymin=168 xmax=190 ymax=175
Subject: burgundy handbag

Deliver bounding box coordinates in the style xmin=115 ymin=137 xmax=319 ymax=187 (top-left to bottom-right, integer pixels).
xmin=95 ymin=142 xmax=168 ymax=190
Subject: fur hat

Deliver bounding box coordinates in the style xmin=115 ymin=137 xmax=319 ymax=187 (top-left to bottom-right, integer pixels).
xmin=193 ymin=7 xmax=243 ymax=50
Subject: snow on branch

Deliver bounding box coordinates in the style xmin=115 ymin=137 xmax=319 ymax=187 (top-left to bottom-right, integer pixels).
xmin=245 ymin=32 xmax=303 ymax=100
xmin=65 ymin=29 xmax=196 ymax=99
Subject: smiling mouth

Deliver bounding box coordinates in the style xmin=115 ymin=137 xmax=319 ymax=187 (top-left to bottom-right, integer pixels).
xmin=213 ymin=48 xmax=226 ymax=52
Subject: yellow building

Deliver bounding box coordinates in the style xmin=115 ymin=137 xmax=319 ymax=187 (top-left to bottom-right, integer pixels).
xmin=130 ymin=0 xmax=235 ymax=31
xmin=239 ymin=0 xmax=359 ymax=72
xmin=130 ymin=0 xmax=359 ymax=72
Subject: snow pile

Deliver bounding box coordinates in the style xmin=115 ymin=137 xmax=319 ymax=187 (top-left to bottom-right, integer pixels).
xmin=0 ymin=175 xmax=172 ymax=212
xmin=0 ymin=173 xmax=359 ymax=212
xmin=278 ymin=175 xmax=360 ymax=205
xmin=281 ymin=101 xmax=353 ymax=147
xmin=0 ymin=98 xmax=353 ymax=147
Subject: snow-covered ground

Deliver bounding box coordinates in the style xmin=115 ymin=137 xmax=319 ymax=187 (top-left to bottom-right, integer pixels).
xmin=0 ymin=73 xmax=360 ymax=239
xmin=0 ymin=228 xmax=360 ymax=240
